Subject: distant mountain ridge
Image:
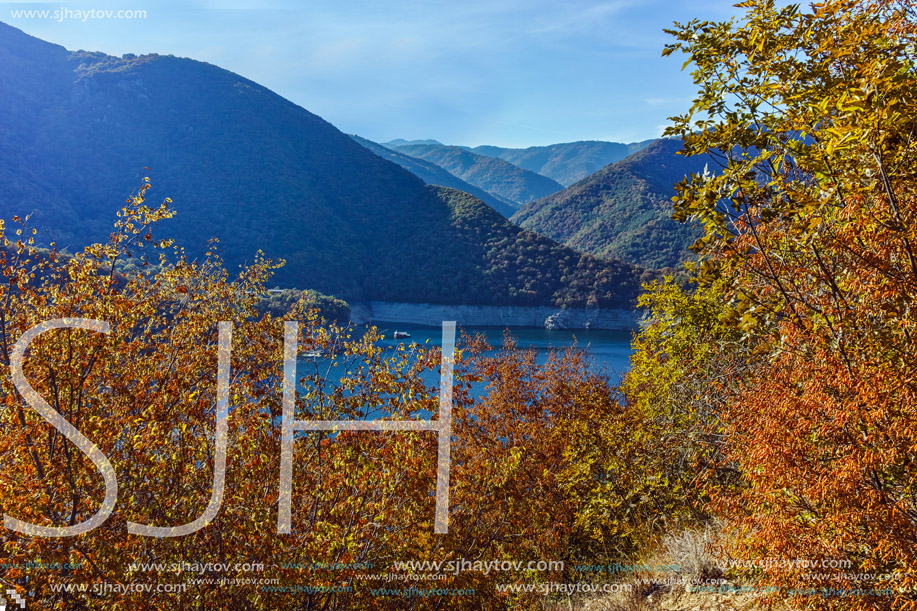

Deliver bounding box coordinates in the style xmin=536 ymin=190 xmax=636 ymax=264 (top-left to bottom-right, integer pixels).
xmin=0 ymin=21 xmax=642 ymax=309
xmin=351 ymin=135 xmax=519 ymax=217
xmin=382 ymin=138 xmax=443 ymax=147
xmin=386 ymin=143 xmax=564 ymax=205
xmin=471 ymin=140 xmax=655 ymax=186
xmin=511 ymin=138 xmax=708 ymax=270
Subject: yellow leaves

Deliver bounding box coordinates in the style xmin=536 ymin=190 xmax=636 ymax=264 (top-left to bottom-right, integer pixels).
xmin=835 ymin=87 xmax=875 ymax=119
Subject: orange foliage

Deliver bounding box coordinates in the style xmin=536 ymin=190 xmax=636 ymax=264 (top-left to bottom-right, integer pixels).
xmin=0 ymin=184 xmax=621 ymax=609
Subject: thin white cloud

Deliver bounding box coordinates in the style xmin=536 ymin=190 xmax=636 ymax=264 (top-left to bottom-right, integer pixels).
xmin=528 ymin=0 xmax=638 ymax=34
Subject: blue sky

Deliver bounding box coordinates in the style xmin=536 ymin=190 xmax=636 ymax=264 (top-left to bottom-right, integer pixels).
xmin=5 ymin=0 xmax=748 ymax=147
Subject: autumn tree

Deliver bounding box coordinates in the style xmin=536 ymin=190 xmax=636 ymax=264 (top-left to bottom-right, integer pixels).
xmin=639 ymin=0 xmax=917 ymax=608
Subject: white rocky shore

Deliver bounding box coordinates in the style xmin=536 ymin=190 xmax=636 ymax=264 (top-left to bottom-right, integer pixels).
xmin=349 ymin=302 xmax=642 ymax=330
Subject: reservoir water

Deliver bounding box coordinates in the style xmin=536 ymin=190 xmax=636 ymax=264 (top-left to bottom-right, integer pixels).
xmin=370 ymin=323 xmax=635 ymax=382
xmin=293 ymin=323 xmax=635 ymax=418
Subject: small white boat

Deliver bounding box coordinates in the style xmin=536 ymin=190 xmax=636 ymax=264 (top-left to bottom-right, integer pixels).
xmin=393 ymin=331 xmax=411 ymax=339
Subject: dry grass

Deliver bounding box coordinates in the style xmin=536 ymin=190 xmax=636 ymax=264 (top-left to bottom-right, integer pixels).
xmin=547 ymin=524 xmax=794 ymax=611
xmin=660 ymin=525 xmax=722 ymax=582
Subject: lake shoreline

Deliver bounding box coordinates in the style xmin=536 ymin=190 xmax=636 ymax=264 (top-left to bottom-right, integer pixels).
xmin=350 ymin=301 xmax=643 ymax=331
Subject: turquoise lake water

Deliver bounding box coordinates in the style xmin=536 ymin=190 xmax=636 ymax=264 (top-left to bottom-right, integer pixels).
xmin=369 ymin=323 xmax=635 ymax=381
xmin=292 ymin=323 xmax=635 ymax=417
